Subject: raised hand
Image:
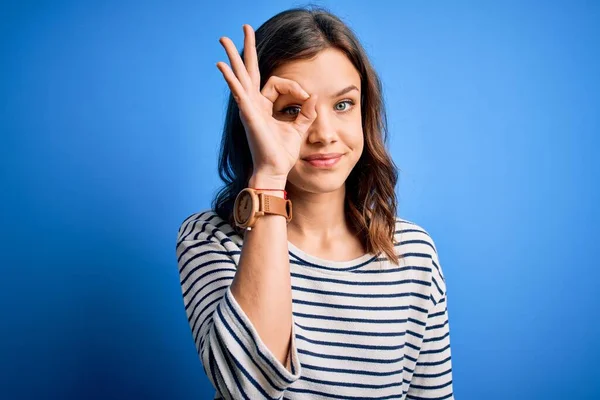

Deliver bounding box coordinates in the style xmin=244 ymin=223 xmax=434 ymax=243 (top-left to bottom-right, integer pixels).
xmin=216 ymin=24 xmax=318 ymax=189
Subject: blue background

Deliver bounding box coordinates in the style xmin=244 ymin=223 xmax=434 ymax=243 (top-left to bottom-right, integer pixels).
xmin=2 ymin=1 xmax=599 ymax=399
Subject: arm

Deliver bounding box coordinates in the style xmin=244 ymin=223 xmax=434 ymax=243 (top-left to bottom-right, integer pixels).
xmin=230 ymin=175 xmax=295 ymax=370
xmin=407 ymin=238 xmax=454 ymax=399
xmin=406 ymin=295 xmax=454 ymax=399
xmin=176 ymin=193 xmax=301 ymax=399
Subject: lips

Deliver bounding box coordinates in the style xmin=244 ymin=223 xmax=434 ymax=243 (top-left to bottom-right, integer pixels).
xmin=303 ymin=153 xmax=343 ymax=168
xmin=302 ymin=153 xmax=344 ymax=161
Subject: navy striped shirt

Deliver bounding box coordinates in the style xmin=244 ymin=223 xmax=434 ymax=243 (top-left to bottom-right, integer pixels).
xmin=176 ymin=210 xmax=454 ymax=399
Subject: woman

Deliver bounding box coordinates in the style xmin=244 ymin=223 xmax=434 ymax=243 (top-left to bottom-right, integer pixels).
xmin=176 ymin=7 xmax=453 ymax=400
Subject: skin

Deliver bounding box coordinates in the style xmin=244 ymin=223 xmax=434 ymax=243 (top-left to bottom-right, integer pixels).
xmin=215 ymin=24 xmax=366 ymax=370
xmin=271 ymin=49 xmax=367 ymax=260
xmin=217 ymin=27 xmax=366 ymax=259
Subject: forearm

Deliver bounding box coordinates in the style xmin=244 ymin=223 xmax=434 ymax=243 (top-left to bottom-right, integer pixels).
xmin=230 ymin=174 xmax=293 ymax=368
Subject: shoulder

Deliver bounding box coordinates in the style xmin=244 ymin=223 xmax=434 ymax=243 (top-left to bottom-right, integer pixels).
xmin=176 ymin=209 xmax=242 ymax=248
xmin=393 ymin=217 xmax=439 ymax=256
xmin=393 ymin=216 xmax=447 ymax=304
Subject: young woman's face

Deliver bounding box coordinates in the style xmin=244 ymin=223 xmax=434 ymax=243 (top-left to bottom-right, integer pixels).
xmin=271 ymin=48 xmax=364 ymax=194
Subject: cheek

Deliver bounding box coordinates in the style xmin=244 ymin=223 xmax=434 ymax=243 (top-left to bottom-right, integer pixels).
xmin=347 ymin=128 xmax=365 ymax=168
xmin=344 ymin=110 xmax=363 ymax=147
xmin=342 ymin=124 xmax=364 ymax=153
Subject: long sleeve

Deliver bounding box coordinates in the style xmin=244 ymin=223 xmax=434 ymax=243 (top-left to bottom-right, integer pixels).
xmin=175 ymin=212 xmax=302 ymax=399
xmin=406 ymin=295 xmax=454 ymax=399
xmin=406 ymin=234 xmax=454 ymax=400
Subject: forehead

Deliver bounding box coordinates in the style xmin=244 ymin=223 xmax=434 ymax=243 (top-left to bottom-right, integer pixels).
xmin=270 ymin=48 xmax=361 ymax=94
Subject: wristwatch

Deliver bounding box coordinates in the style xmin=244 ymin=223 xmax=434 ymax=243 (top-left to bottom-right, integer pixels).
xmin=233 ymin=188 xmax=293 ymax=229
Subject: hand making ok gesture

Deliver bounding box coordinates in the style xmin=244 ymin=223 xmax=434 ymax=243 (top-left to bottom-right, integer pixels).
xmin=216 ymin=24 xmax=318 ymax=188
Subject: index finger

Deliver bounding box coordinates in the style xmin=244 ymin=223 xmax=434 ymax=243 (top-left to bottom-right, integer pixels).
xmin=243 ymin=24 xmax=260 ymax=91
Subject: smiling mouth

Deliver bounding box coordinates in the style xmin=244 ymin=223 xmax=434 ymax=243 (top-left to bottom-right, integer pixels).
xmin=304 ymin=154 xmax=343 ymax=168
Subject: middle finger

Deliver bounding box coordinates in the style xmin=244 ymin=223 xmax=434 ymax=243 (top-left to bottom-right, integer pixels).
xmin=243 ymin=25 xmax=260 ymax=91
xmin=219 ymin=36 xmax=253 ymax=91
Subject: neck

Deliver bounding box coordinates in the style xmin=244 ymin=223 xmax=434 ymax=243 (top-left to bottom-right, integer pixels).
xmin=285 ymin=183 xmax=350 ymax=242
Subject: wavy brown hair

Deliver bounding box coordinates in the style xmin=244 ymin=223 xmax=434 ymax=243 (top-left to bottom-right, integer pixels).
xmin=212 ymin=6 xmax=400 ymax=265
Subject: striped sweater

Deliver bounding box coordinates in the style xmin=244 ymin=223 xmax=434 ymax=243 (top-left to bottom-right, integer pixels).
xmin=175 ymin=210 xmax=454 ymax=400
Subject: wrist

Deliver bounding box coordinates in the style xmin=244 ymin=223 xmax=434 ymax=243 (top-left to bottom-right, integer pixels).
xmin=248 ymin=174 xmax=287 ymax=192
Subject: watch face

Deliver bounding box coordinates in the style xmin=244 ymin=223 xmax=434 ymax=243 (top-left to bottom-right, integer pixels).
xmin=235 ymin=190 xmax=253 ymax=224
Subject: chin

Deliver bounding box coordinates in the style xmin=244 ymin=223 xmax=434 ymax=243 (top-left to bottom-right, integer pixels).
xmin=286 ymin=153 xmax=359 ymax=194
xmin=286 ymin=171 xmax=349 ymax=194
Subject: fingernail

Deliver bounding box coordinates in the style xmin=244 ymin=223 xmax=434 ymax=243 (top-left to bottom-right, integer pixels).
xmin=302 ymin=91 xmax=310 ymax=99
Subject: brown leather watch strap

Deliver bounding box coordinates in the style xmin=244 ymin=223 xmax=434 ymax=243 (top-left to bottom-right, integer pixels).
xmin=258 ymin=192 xmax=292 ymax=222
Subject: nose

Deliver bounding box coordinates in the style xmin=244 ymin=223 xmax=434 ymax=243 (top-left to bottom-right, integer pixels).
xmin=306 ymin=105 xmax=338 ymax=145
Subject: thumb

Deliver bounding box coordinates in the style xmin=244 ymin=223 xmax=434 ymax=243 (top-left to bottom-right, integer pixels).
xmin=292 ymin=93 xmax=318 ymax=139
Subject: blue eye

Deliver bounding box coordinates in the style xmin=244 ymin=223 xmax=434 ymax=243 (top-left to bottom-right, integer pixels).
xmin=335 ymin=100 xmax=354 ymax=111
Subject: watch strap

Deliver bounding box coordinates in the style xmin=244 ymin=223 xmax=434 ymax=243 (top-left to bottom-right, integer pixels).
xmin=257 ymin=191 xmax=292 ymax=222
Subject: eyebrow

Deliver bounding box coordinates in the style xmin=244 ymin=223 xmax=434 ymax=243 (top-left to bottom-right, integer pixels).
xmin=333 ymin=85 xmax=360 ymax=97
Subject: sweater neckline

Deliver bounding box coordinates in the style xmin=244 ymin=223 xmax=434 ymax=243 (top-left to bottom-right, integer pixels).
xmin=287 ymin=240 xmax=379 ymax=270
